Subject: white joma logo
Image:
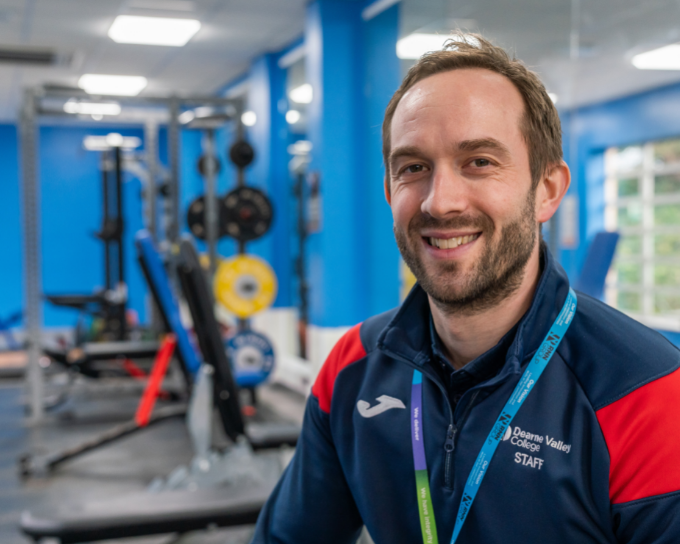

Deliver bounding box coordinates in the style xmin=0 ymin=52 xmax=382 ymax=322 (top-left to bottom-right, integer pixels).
xmin=357 ymin=395 xmax=406 ymax=418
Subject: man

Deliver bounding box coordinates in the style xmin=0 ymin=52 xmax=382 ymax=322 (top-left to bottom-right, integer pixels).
xmin=252 ymin=35 xmax=680 ymax=543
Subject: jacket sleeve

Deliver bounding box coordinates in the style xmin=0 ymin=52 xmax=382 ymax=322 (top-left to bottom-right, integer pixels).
xmin=250 ymin=394 xmax=364 ymax=544
xmin=613 ymin=492 xmax=680 ymax=543
xmin=596 ymin=365 xmax=680 ymax=543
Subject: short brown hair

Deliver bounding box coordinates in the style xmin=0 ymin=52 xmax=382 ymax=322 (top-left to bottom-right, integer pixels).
xmin=383 ymin=33 xmax=562 ymax=189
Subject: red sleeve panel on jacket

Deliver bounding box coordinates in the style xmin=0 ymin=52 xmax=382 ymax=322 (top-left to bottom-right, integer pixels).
xmin=596 ymin=366 xmax=680 ymax=504
xmin=311 ymin=323 xmax=366 ymax=414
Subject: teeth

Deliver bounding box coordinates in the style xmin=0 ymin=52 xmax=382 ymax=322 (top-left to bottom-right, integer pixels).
xmin=429 ymin=233 xmax=479 ymax=249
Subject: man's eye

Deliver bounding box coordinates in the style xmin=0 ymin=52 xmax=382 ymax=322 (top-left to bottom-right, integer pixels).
xmin=472 ymin=158 xmax=491 ymax=167
xmin=405 ymin=164 xmax=424 ymax=173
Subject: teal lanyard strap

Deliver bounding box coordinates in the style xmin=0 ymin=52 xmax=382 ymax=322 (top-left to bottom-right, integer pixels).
xmin=410 ymin=288 xmax=577 ymax=544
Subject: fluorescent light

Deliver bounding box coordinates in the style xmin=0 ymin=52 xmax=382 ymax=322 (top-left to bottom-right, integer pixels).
xmin=396 ymin=33 xmax=477 ymax=60
xmin=289 ymin=83 xmax=313 ymax=104
xmin=63 ymin=100 xmax=121 ymax=116
xmin=287 ymin=140 xmax=313 ymax=155
xmin=286 ymin=110 xmax=301 ymax=124
xmin=632 ymin=44 xmax=680 ymax=70
xmin=78 ymin=74 xmax=148 ymax=96
xmin=106 ymin=133 xmax=125 ymax=147
xmin=178 ymin=110 xmax=195 ymax=124
xmin=548 ymin=93 xmax=558 ymax=104
xmin=108 ymin=15 xmax=200 ymax=47
xmin=241 ymin=111 xmax=257 ymax=127
xmin=83 ymin=134 xmax=142 ymax=151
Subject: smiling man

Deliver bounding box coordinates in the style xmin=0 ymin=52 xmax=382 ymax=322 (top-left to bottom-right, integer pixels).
xmin=252 ymin=35 xmax=680 ymax=544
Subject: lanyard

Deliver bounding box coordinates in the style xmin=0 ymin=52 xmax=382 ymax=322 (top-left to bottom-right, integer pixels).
xmin=411 ymin=287 xmax=577 ymax=544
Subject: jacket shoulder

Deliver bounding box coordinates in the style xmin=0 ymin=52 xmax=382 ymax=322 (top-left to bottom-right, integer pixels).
xmin=567 ymin=292 xmax=680 ymax=505
xmin=310 ymin=308 xmax=398 ymax=415
xmin=566 ymin=291 xmax=680 ymax=410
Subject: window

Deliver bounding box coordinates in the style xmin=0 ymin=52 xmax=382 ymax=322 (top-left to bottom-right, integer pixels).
xmin=604 ymin=138 xmax=680 ymax=330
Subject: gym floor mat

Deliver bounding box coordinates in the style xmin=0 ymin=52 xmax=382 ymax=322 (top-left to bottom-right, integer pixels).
xmin=1 ymin=379 xmax=305 ymax=544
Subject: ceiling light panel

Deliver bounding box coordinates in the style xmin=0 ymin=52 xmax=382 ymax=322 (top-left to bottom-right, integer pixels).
xmin=632 ymin=44 xmax=680 ymax=70
xmin=78 ymin=74 xmax=148 ymax=96
xmin=396 ymin=33 xmax=477 ymax=60
xmin=63 ymin=100 xmax=121 ymax=116
xmin=108 ymin=15 xmax=201 ymax=47
xmin=289 ymin=83 xmax=313 ymax=104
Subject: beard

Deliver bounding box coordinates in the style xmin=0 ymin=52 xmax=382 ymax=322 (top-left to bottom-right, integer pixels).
xmin=394 ymin=190 xmax=537 ymax=315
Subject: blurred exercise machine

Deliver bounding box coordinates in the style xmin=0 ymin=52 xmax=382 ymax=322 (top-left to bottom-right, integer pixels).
xmin=20 ymin=231 xmax=299 ymax=543
xmin=44 ymin=137 xmax=161 ymax=380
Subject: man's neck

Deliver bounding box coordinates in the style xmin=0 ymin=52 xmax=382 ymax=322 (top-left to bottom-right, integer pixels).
xmin=430 ymin=246 xmax=542 ymax=371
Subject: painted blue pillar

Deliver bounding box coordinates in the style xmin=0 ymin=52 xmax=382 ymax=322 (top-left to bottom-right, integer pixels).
xmin=247 ymin=53 xmax=291 ymax=307
xmin=305 ymin=0 xmax=401 ymax=328
xmin=363 ymin=3 xmax=402 ymax=318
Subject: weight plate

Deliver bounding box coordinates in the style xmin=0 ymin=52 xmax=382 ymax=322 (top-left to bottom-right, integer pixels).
xmin=229 ymin=140 xmax=255 ymax=168
xmin=214 ymin=255 xmax=277 ymax=318
xmin=197 ymin=155 xmax=222 ymax=177
xmin=222 ymin=187 xmax=274 ymax=242
xmin=186 ymin=195 xmax=229 ymax=240
xmin=226 ymin=330 xmax=275 ymax=387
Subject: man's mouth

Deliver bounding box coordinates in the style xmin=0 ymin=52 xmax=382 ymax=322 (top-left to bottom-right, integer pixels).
xmin=425 ymin=233 xmax=481 ymax=250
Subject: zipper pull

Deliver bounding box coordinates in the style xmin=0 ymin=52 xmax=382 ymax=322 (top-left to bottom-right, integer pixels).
xmin=445 ymin=424 xmax=456 ymax=453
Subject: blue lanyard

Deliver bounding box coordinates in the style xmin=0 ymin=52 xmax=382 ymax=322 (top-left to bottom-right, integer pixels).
xmin=410 ymin=288 xmax=577 ymax=544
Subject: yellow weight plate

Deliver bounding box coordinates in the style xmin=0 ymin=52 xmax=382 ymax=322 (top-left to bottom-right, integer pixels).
xmin=214 ymin=255 xmax=278 ymax=318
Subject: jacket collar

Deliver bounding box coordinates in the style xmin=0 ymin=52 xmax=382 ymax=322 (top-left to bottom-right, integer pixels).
xmin=377 ymin=245 xmax=572 ymax=375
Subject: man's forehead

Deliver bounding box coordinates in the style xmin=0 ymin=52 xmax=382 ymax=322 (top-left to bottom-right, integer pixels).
xmin=391 ymin=68 xmax=524 ymax=145
xmin=393 ymin=68 xmax=525 ymax=128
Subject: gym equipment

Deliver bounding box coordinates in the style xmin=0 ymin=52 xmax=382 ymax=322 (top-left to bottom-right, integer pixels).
xmin=197 ymin=154 xmax=221 ymax=176
xmin=0 ymin=310 xmax=22 ymax=350
xmin=17 ymin=228 xmax=205 ymax=477
xmin=214 ymin=255 xmax=278 ymax=319
xmin=20 ymin=231 xmax=299 ymax=543
xmin=42 ymin=340 xmax=159 ymax=379
xmin=186 ymin=194 xmax=229 ymax=240
xmin=227 ymin=330 xmax=275 ymax=388
xmin=575 ymin=231 xmax=620 ymax=300
xmin=229 ymin=140 xmax=255 ymax=168
xmin=19 ymin=335 xmax=183 ymax=477
xmin=46 ymin=144 xmax=130 ymax=342
xmin=290 ymin=144 xmax=311 ymax=358
xmin=223 ymin=186 xmax=274 ymax=242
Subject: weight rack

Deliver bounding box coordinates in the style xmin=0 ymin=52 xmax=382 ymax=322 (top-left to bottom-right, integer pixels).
xmin=19 ymin=87 xmax=245 ymax=422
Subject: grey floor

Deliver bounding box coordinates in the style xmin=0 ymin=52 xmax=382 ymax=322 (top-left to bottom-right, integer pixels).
xmin=0 ymin=373 xmax=307 ymax=544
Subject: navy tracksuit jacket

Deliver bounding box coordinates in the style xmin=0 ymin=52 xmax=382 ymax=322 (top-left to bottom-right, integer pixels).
xmin=252 ymin=249 xmax=680 ymax=543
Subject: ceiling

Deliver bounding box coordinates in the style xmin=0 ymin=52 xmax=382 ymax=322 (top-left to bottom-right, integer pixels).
xmin=3 ymin=0 xmax=680 ymax=122
xmin=400 ymin=0 xmax=680 ymax=110
xmin=0 ymin=0 xmax=307 ymax=121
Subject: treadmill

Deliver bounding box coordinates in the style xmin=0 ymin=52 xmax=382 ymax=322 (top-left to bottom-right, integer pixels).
xmin=20 ymin=231 xmax=298 ymax=543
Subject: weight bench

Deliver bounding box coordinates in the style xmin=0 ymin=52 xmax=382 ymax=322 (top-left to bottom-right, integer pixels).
xmin=20 ymin=231 xmax=299 ymax=542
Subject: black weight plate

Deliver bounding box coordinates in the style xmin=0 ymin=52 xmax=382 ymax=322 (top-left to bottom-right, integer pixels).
xmin=186 ymin=195 xmax=229 ymax=240
xmin=197 ymin=155 xmax=222 ymax=177
xmin=222 ymin=187 xmax=273 ymax=242
xmin=229 ymin=140 xmax=255 ymax=168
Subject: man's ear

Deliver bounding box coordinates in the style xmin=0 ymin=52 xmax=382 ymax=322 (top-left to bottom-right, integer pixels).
xmin=536 ymin=161 xmax=570 ymax=224
xmin=384 ymin=177 xmax=392 ymax=206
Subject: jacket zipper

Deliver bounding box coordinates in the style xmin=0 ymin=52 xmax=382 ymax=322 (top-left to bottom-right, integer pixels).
xmin=443 ymin=389 xmax=481 ymax=489
xmin=378 ymin=348 xmax=480 ymax=490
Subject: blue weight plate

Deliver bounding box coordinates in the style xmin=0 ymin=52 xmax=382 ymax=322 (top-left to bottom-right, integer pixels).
xmin=226 ymin=330 xmax=275 ymax=388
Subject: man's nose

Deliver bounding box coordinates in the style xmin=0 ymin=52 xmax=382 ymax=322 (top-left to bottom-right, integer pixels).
xmin=421 ymin=165 xmax=469 ymax=218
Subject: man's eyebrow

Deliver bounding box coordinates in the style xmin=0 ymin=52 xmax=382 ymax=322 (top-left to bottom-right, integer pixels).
xmin=458 ymin=138 xmax=511 ymax=159
xmin=389 ymin=145 xmax=426 ymax=164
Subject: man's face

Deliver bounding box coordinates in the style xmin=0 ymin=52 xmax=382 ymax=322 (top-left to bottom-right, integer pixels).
xmin=387 ymin=68 xmax=538 ymax=313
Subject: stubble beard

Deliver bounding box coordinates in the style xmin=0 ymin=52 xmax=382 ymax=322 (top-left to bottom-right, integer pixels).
xmin=394 ymin=190 xmax=538 ymax=315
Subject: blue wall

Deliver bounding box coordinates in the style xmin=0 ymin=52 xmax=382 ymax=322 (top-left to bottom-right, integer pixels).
xmin=303 ymin=0 xmax=402 ymax=328
xmin=0 ymin=125 xmax=22 ymax=326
